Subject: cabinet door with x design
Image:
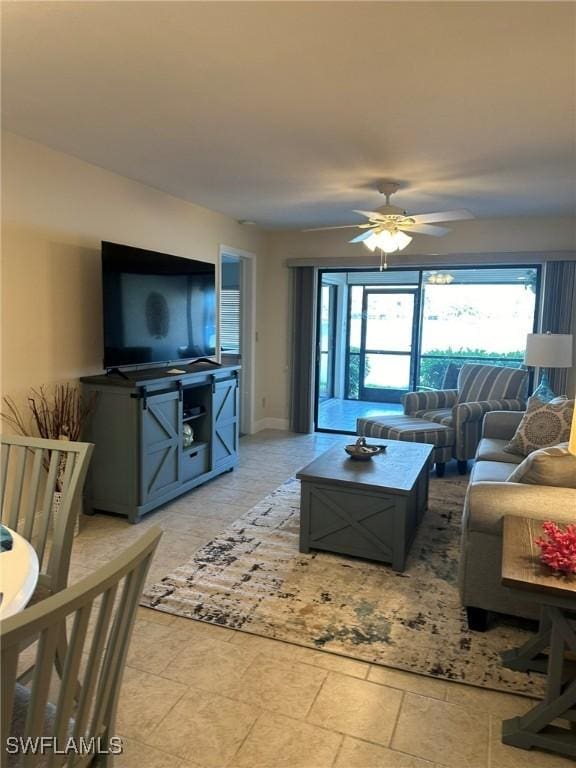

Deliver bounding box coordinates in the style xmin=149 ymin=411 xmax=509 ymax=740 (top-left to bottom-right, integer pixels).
xmin=212 ymin=377 xmax=239 ymax=471
xmin=139 ymin=389 xmax=182 ymax=505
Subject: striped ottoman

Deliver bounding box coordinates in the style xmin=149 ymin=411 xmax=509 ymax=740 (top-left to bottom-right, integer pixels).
xmin=357 ymin=415 xmax=454 ymax=477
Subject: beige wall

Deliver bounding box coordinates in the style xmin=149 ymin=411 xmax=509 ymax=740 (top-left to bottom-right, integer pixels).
xmin=1 ymin=132 xmax=267 ymax=422
xmin=2 ymin=131 xmax=575 ymax=432
xmin=261 ymin=220 xmax=576 ymax=423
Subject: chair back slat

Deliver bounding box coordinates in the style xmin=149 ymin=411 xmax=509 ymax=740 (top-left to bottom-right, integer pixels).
xmin=48 ymin=452 xmax=77 ymax=571
xmin=103 ymin=559 xmax=151 ymax=730
xmin=36 ymin=449 xmax=61 ymax=570
xmin=6 ymin=445 xmax=27 ymax=530
xmin=49 ymin=604 xmax=92 ymax=768
xmin=1 ymin=645 xmax=19 ymax=747
xmin=89 ymin=568 xmax=139 ymax=738
xmin=22 ymin=448 xmax=45 ymax=541
xmin=1 ymin=442 xmax=11 ymax=511
xmin=58 ymin=451 xmax=75 ymax=512
xmin=24 ymin=623 xmax=60 ymax=764
xmin=1 ymin=527 xmax=161 ymax=767
xmin=71 ymin=586 xmax=117 ymax=745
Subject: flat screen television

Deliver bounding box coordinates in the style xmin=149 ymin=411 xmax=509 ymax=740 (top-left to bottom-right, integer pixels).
xmin=102 ymin=241 xmax=216 ymax=369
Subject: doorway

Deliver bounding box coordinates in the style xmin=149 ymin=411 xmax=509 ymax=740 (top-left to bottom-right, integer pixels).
xmin=219 ymin=247 xmax=255 ymax=435
xmin=318 ymin=283 xmax=338 ymax=401
xmin=358 ymin=289 xmax=418 ymax=403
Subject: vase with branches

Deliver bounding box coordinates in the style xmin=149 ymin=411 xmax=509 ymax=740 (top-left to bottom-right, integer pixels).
xmin=2 ymin=383 xmax=95 ymax=493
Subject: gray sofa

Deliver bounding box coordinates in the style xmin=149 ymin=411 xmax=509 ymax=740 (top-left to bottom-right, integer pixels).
xmin=458 ymin=410 xmax=576 ymax=630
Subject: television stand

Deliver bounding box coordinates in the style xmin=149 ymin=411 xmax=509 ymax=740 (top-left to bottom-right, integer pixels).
xmin=81 ymin=364 xmax=240 ymax=523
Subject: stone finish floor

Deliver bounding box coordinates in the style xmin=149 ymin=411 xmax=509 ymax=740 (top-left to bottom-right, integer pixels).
xmin=69 ymin=431 xmax=572 ymax=768
xmin=317 ymin=398 xmax=403 ymax=432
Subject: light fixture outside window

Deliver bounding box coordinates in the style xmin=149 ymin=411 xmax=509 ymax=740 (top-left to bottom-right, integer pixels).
xmin=427 ymin=272 xmax=455 ymax=285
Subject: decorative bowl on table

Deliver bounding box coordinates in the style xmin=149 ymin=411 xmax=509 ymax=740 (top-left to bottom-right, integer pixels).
xmin=345 ymin=437 xmax=386 ymax=461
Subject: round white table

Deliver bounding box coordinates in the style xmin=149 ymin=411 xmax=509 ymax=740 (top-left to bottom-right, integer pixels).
xmin=0 ymin=525 xmax=39 ymax=619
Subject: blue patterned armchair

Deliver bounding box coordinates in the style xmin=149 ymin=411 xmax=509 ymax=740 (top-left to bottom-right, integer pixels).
xmin=402 ymin=364 xmax=528 ymax=469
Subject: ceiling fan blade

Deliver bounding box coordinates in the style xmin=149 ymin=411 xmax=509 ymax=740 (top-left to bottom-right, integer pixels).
xmin=403 ymin=223 xmax=450 ymax=236
xmin=349 ymin=229 xmax=377 ymax=243
xmin=409 ymin=209 xmax=474 ymax=224
xmin=301 ymin=224 xmax=363 ymax=232
xmin=352 ymin=210 xmax=387 ymax=220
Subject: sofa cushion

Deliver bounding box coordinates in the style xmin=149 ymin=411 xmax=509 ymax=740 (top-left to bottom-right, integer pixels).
xmin=357 ymin=415 xmax=454 ymax=447
xmin=465 ymin=483 xmax=576 ymax=537
xmin=7 ymin=683 xmax=75 ymax=767
xmin=504 ymin=395 xmax=574 ymax=456
xmin=475 ymin=438 xmax=524 ymax=465
xmin=470 ymin=460 xmax=518 ymax=483
xmin=457 ymin=364 xmax=527 ymax=405
xmin=507 ymin=442 xmax=576 ymax=488
xmin=413 ymin=407 xmax=454 ymax=426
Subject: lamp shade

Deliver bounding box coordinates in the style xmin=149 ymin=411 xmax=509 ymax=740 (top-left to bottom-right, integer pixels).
xmin=524 ymin=333 xmax=573 ymax=368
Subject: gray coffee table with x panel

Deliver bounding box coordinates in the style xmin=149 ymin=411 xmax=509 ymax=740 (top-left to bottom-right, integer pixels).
xmin=296 ymin=438 xmax=433 ymax=572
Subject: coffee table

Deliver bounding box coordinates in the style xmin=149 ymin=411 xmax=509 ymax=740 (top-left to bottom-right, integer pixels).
xmin=296 ymin=438 xmax=433 ymax=571
xmin=501 ymin=515 xmax=576 ymax=759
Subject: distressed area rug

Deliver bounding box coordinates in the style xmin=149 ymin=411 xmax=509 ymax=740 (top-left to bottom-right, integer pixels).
xmin=142 ymin=476 xmax=543 ymax=697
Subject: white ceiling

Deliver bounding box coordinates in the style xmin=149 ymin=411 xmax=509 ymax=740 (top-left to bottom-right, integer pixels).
xmin=2 ymin=1 xmax=575 ymax=228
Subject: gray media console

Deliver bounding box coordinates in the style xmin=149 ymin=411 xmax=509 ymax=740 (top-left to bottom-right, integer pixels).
xmin=81 ymin=363 xmax=240 ymax=523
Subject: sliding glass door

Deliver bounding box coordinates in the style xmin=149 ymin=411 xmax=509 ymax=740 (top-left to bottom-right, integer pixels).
xmin=418 ymin=269 xmax=538 ymax=388
xmin=318 ymin=284 xmax=337 ymax=401
xmin=316 ymin=266 xmax=539 ymax=433
xmin=358 ymin=289 xmax=418 ymax=403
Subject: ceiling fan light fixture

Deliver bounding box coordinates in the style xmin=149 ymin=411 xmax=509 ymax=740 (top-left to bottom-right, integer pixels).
xmin=363 ymin=229 xmax=412 ymax=254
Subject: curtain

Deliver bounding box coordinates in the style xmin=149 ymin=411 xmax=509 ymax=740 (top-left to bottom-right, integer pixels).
xmin=290 ymin=267 xmax=317 ymax=433
xmin=541 ymin=260 xmax=576 ymax=396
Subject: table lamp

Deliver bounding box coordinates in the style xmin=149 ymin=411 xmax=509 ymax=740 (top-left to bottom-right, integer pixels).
xmin=524 ymin=333 xmax=573 ymax=401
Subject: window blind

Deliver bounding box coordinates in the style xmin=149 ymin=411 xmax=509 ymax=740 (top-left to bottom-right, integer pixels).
xmin=220 ymin=288 xmax=241 ymax=353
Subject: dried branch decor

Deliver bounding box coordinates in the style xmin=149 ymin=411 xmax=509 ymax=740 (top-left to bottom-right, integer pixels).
xmin=2 ymin=384 xmax=94 ymax=442
xmin=2 ymin=384 xmax=95 ymax=494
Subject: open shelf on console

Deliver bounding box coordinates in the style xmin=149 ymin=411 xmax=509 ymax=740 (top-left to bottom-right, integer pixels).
xmin=183 ymin=411 xmax=206 ymax=423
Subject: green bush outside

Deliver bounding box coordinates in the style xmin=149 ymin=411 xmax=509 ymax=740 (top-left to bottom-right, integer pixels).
xmin=347 ymin=351 xmax=361 ymax=398
xmin=346 ymin=347 xmax=523 ymax=398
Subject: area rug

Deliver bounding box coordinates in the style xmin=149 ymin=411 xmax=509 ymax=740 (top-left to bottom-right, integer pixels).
xmin=142 ymin=475 xmax=544 ymax=697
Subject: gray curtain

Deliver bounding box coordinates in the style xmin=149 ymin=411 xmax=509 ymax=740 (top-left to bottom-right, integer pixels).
xmin=290 ymin=267 xmax=317 ymax=433
xmin=541 ymin=260 xmax=576 ymax=395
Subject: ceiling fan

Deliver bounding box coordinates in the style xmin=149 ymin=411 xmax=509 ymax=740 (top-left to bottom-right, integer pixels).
xmin=304 ymin=181 xmax=474 ymax=269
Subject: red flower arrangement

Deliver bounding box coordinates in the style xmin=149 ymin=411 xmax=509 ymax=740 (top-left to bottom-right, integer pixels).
xmin=535 ymin=522 xmax=576 ymax=575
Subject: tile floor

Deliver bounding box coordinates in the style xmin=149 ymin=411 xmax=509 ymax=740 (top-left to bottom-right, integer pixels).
xmin=69 ymin=430 xmax=572 ymax=768
xmin=317 ymin=398 xmax=403 ymax=432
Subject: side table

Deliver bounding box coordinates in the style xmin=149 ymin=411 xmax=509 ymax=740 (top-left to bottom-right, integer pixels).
xmin=500 ymin=514 xmax=576 ymax=759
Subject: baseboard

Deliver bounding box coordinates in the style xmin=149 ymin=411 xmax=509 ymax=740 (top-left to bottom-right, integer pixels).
xmin=252 ymin=418 xmax=290 ymax=433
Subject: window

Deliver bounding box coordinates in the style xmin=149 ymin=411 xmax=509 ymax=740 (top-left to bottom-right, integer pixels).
xmin=418 ymin=268 xmax=538 ymax=389
xmin=220 ymin=288 xmax=240 ymax=354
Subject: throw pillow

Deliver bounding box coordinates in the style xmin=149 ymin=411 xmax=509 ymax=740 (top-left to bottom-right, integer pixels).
xmin=441 ymin=362 xmax=460 ymax=390
xmin=504 ymin=396 xmax=574 ymax=456
xmin=507 ymin=443 xmax=576 ymax=488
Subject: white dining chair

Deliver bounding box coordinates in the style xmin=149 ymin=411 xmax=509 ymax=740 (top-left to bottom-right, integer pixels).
xmin=1 ymin=434 xmax=94 ymax=681
xmin=1 ymin=527 xmax=162 ymax=767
